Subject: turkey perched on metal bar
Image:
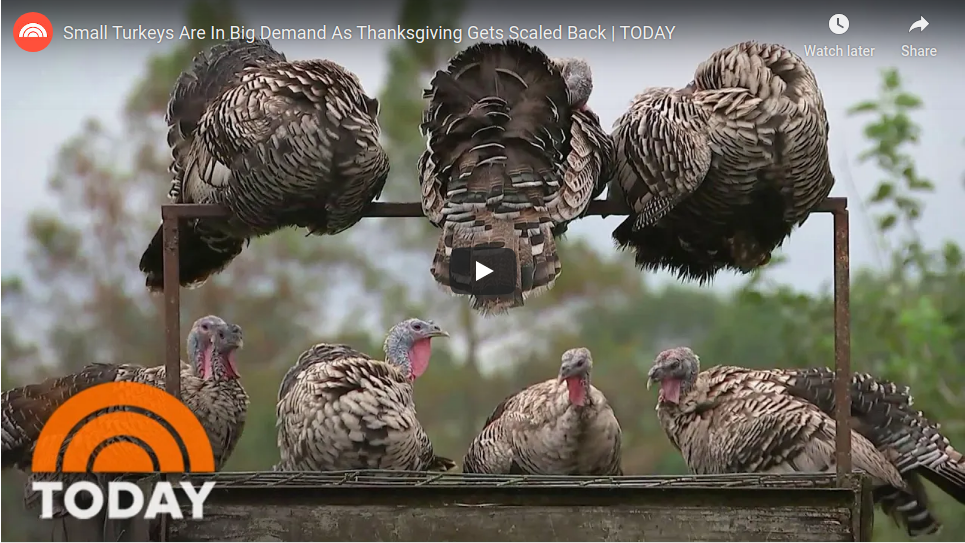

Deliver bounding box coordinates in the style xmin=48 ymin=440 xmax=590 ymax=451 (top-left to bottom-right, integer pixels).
xmin=419 ymin=40 xmax=613 ymax=314
xmin=1 ymin=315 xmax=248 ymax=516
xmin=463 ymin=347 xmax=622 ymax=475
xmin=139 ymin=38 xmax=389 ymax=291
xmin=275 ymin=318 xmax=455 ymax=472
xmin=610 ymin=41 xmax=834 ymax=282
xmin=647 ymin=347 xmax=965 ymax=537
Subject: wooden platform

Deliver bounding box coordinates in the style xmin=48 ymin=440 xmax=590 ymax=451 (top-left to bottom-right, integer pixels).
xmin=55 ymin=471 xmax=873 ymax=542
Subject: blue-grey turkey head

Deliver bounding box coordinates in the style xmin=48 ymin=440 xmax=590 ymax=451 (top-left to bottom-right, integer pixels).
xmin=647 ymin=346 xmax=965 ymax=537
xmin=463 ymin=346 xmax=623 ymax=475
xmin=382 ymin=318 xmax=449 ymax=380
xmin=187 ymin=315 xmax=244 ymax=380
xmin=274 ymin=318 xmax=454 ymax=472
xmin=419 ymin=40 xmax=613 ymax=315
xmin=610 ymin=41 xmax=835 ymax=283
xmin=139 ymin=38 xmax=388 ymax=292
xmin=1 ymin=314 xmax=250 ymax=516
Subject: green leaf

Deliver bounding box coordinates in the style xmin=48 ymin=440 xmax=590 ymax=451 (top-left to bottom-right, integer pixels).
xmin=908 ymin=178 xmax=934 ymax=191
xmin=893 ymin=195 xmax=921 ymax=213
xmin=847 ymin=100 xmax=879 ymax=115
xmin=883 ymin=68 xmax=901 ymax=90
xmin=942 ymin=242 xmax=963 ymax=268
xmin=870 ymin=182 xmax=894 ymax=202
xmin=878 ymin=213 xmax=898 ymax=232
xmin=894 ymin=92 xmax=923 ymax=109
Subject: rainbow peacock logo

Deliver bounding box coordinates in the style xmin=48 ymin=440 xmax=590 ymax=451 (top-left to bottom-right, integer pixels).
xmin=30 ymin=382 xmax=217 ymax=520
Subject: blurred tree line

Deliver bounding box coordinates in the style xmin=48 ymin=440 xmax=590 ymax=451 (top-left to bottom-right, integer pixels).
xmin=2 ymin=0 xmax=962 ymax=540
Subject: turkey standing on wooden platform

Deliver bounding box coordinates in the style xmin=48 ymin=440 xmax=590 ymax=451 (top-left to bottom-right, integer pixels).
xmin=139 ymin=38 xmax=389 ymax=291
xmin=275 ymin=318 xmax=455 ymax=472
xmin=419 ymin=40 xmax=614 ymax=314
xmin=463 ymin=347 xmax=622 ymax=475
xmin=647 ymin=347 xmax=965 ymax=537
xmin=610 ymin=41 xmax=834 ymax=282
xmin=1 ymin=315 xmax=248 ymax=516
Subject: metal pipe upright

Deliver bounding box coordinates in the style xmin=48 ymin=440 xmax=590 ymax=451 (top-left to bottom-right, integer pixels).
xmin=832 ymin=206 xmax=852 ymax=481
xmin=161 ymin=210 xmax=182 ymax=401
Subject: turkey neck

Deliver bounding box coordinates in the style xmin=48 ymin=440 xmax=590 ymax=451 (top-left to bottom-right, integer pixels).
xmin=187 ymin=336 xmax=240 ymax=382
xmin=187 ymin=333 xmax=215 ymax=379
xmin=385 ymin=337 xmax=430 ymax=380
xmin=209 ymin=349 xmax=241 ymax=381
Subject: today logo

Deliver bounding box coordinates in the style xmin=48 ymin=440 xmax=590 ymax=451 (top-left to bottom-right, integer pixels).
xmin=31 ymin=381 xmax=216 ymax=520
xmin=13 ymin=12 xmax=53 ymax=52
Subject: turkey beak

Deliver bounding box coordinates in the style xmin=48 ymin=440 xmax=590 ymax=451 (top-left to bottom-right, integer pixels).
xmin=646 ymin=366 xmax=659 ymax=390
xmin=558 ymin=363 xmax=579 ymax=382
xmin=223 ymin=324 xmax=244 ymax=350
xmin=427 ymin=325 xmax=449 ymax=339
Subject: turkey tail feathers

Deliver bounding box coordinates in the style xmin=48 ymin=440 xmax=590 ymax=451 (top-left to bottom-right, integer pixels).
xmin=2 ymin=365 xmax=120 ymax=469
xmin=421 ymin=40 xmax=572 ymax=314
xmin=784 ymin=367 xmax=965 ymax=507
xmin=138 ymin=222 xmax=245 ymax=292
xmin=923 ymin=462 xmax=965 ymax=504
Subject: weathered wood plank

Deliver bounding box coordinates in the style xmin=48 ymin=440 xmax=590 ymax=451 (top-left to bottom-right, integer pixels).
xmin=169 ymin=503 xmax=856 ymax=542
xmin=52 ymin=472 xmax=868 ymax=541
xmin=158 ymin=473 xmax=873 ymax=542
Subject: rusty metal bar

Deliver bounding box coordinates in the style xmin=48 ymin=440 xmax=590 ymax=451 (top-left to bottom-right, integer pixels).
xmin=832 ymin=206 xmax=852 ymax=481
xmin=158 ymin=196 xmax=848 ymax=221
xmin=158 ymin=210 xmax=183 ymax=543
xmin=161 ymin=212 xmax=182 ymax=402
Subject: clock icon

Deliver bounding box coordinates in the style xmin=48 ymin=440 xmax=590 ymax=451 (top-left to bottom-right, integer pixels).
xmin=829 ymin=14 xmax=850 ymax=35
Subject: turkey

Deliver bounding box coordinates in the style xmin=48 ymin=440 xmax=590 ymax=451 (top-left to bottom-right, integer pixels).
xmin=139 ymin=38 xmax=389 ymax=291
xmin=2 ymin=315 xmax=248 ymax=516
xmin=610 ymin=41 xmax=834 ymax=282
xmin=647 ymin=347 xmax=965 ymax=537
xmin=463 ymin=347 xmax=622 ymax=475
xmin=275 ymin=318 xmax=455 ymax=472
xmin=419 ymin=40 xmax=613 ymax=314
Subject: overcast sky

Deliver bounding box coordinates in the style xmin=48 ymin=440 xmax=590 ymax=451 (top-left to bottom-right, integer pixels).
xmin=2 ymin=0 xmax=963 ymax=294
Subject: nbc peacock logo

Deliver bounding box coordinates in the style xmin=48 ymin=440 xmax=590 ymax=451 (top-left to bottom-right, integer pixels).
xmin=31 ymin=382 xmax=216 ymax=520
xmin=13 ymin=12 xmax=53 ymax=52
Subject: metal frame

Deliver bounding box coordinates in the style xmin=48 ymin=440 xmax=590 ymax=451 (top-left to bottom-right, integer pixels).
xmin=158 ymin=197 xmax=852 ymax=479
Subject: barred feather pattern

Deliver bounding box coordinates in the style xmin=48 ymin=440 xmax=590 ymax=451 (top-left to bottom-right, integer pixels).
xmin=139 ymin=38 xmax=388 ymax=291
xmin=2 ymin=362 xmax=248 ymax=516
xmin=611 ymin=41 xmax=835 ymax=282
xmin=774 ymin=367 xmax=965 ymax=505
xmin=419 ymin=40 xmax=611 ymax=314
xmin=650 ymin=349 xmax=954 ymax=537
xmin=275 ymin=345 xmax=449 ymax=472
xmin=463 ymin=350 xmax=621 ymax=475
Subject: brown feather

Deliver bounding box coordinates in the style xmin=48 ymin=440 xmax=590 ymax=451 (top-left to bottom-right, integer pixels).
xmin=650 ymin=349 xmax=949 ymax=537
xmin=419 ymin=41 xmax=611 ymax=314
xmin=463 ymin=349 xmax=621 ymax=475
xmin=611 ymin=41 xmax=835 ymax=282
xmin=276 ymin=343 xmax=450 ymax=472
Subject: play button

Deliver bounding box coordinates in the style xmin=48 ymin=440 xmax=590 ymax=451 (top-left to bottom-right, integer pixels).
xmin=475 ymin=261 xmax=493 ymax=281
xmin=448 ymin=247 xmax=517 ymax=297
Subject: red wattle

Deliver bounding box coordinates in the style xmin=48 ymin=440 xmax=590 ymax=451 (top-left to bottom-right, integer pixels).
xmin=408 ymin=339 xmax=432 ymax=379
xmin=565 ymin=376 xmax=587 ymax=406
